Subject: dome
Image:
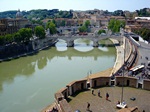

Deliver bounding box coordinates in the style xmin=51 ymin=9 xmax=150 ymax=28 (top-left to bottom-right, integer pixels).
xmin=16 ymin=9 xmax=23 ymax=18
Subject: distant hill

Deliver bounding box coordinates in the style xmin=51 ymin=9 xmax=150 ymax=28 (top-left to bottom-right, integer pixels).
xmin=0 ymin=9 xmax=73 ymax=20
xmin=0 ymin=8 xmax=149 ymax=20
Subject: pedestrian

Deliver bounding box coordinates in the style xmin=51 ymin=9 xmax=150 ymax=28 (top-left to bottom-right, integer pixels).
xmin=98 ymin=89 xmax=100 ymax=97
xmin=92 ymin=89 xmax=94 ymax=95
xmin=87 ymin=102 xmax=90 ymax=110
xmin=106 ymin=92 xmax=109 ymax=100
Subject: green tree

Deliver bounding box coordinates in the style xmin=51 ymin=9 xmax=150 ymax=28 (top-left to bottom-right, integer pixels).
xmin=0 ymin=36 xmax=5 ymax=45
xmin=61 ymin=20 xmax=66 ymax=26
xmin=78 ymin=25 xmax=87 ymax=32
xmin=84 ymin=20 xmax=90 ymax=28
xmin=14 ymin=32 xmax=22 ymax=43
xmin=35 ymin=26 xmax=45 ymax=39
xmin=108 ymin=19 xmax=125 ymax=33
xmin=98 ymin=30 xmax=106 ymax=35
xmin=134 ymin=28 xmax=150 ymax=42
xmin=18 ymin=28 xmax=32 ymax=42
xmin=78 ymin=20 xmax=91 ymax=33
xmin=5 ymin=34 xmax=13 ymax=44
xmin=141 ymin=28 xmax=150 ymax=41
xmin=52 ymin=19 xmax=56 ymax=25
xmin=46 ymin=21 xmax=57 ymax=34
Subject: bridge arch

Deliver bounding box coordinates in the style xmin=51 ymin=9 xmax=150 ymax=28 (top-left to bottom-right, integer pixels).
xmin=53 ymin=35 xmax=116 ymax=47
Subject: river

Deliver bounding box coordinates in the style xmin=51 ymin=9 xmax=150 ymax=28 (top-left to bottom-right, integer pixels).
xmin=0 ymin=38 xmax=116 ymax=112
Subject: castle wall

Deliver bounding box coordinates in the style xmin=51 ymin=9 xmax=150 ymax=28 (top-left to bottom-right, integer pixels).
xmin=143 ymin=79 xmax=150 ymax=90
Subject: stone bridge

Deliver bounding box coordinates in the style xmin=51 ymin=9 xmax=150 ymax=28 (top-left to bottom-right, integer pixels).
xmin=56 ymin=26 xmax=79 ymax=34
xmin=47 ymin=35 xmax=120 ymax=47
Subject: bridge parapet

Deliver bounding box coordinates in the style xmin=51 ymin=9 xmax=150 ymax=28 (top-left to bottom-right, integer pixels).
xmin=47 ymin=34 xmax=121 ymax=47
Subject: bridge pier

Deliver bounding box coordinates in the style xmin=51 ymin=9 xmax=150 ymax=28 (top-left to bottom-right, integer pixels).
xmin=67 ymin=40 xmax=74 ymax=47
xmin=93 ymin=40 xmax=99 ymax=47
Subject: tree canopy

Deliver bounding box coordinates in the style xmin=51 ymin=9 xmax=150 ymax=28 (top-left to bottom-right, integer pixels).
xmin=84 ymin=20 xmax=90 ymax=28
xmin=46 ymin=21 xmax=57 ymax=34
xmin=134 ymin=28 xmax=150 ymax=42
xmin=78 ymin=25 xmax=87 ymax=32
xmin=18 ymin=28 xmax=32 ymax=42
xmin=108 ymin=19 xmax=125 ymax=33
xmin=35 ymin=26 xmax=45 ymax=39
xmin=78 ymin=20 xmax=90 ymax=33
xmin=98 ymin=30 xmax=106 ymax=35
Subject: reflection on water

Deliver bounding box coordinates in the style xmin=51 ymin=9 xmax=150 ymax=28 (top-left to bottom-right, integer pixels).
xmin=98 ymin=46 xmax=109 ymax=52
xmin=55 ymin=39 xmax=68 ymax=51
xmin=74 ymin=38 xmax=94 ymax=52
xmin=0 ymin=39 xmax=116 ymax=112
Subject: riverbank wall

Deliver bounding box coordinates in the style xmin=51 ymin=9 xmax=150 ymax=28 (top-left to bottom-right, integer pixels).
xmin=0 ymin=37 xmax=57 ymax=62
xmin=42 ymin=37 xmax=147 ymax=112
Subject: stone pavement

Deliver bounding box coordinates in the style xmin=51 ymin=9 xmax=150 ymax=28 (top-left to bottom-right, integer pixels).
xmin=69 ymin=87 xmax=150 ymax=112
xmin=110 ymin=38 xmax=125 ymax=75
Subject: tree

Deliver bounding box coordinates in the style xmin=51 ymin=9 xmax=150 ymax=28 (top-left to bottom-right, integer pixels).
xmin=14 ymin=32 xmax=22 ymax=43
xmin=18 ymin=28 xmax=32 ymax=42
xmin=35 ymin=26 xmax=45 ymax=39
xmin=140 ymin=28 xmax=150 ymax=41
xmin=85 ymin=20 xmax=90 ymax=28
xmin=108 ymin=19 xmax=125 ymax=33
xmin=46 ymin=21 xmax=57 ymax=34
xmin=98 ymin=30 xmax=106 ymax=35
xmin=78 ymin=20 xmax=91 ymax=33
xmin=4 ymin=34 xmax=13 ymax=44
xmin=61 ymin=20 xmax=66 ymax=26
xmin=78 ymin=25 xmax=87 ymax=32
xmin=134 ymin=28 xmax=150 ymax=42
xmin=0 ymin=36 xmax=5 ymax=45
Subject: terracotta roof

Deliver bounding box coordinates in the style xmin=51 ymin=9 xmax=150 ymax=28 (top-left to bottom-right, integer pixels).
xmin=97 ymin=18 xmax=108 ymax=21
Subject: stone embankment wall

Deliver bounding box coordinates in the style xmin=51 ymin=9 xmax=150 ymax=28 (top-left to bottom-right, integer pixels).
xmin=0 ymin=37 xmax=57 ymax=61
xmin=53 ymin=76 xmax=150 ymax=112
xmin=42 ymin=37 xmax=147 ymax=112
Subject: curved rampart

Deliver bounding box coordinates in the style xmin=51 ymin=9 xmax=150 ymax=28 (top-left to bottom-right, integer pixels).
xmin=42 ymin=76 xmax=150 ymax=112
xmin=42 ymin=37 xmax=142 ymax=112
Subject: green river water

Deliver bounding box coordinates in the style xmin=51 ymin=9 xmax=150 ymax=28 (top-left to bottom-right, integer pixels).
xmin=0 ymin=39 xmax=116 ymax=112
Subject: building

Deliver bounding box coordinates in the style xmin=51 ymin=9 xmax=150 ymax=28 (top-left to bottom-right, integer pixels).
xmin=0 ymin=9 xmax=30 ymax=36
xmin=96 ymin=17 xmax=109 ymax=27
xmin=125 ymin=25 xmax=142 ymax=32
xmin=0 ymin=19 xmax=19 ymax=36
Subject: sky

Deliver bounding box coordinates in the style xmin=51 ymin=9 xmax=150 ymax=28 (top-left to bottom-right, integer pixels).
xmin=0 ymin=0 xmax=150 ymax=12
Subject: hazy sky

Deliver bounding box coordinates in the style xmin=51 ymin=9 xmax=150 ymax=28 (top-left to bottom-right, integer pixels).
xmin=0 ymin=0 xmax=150 ymax=12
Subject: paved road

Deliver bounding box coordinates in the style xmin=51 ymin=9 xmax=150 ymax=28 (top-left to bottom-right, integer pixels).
xmin=137 ymin=42 xmax=150 ymax=66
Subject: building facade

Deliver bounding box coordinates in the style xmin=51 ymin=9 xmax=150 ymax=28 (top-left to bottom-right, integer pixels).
xmin=0 ymin=9 xmax=30 ymax=36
